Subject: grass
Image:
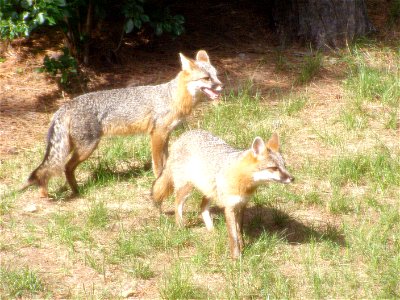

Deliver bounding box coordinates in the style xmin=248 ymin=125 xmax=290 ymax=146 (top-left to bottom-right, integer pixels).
xmin=346 ymin=64 xmax=400 ymax=108
xmin=274 ymin=49 xmax=291 ymax=72
xmin=389 ymin=0 xmax=400 ymax=25
xmin=296 ymin=51 xmax=323 ymax=85
xmin=329 ymin=149 xmax=400 ymax=190
xmin=385 ymin=108 xmax=398 ymax=129
xmin=0 ymin=266 xmax=46 ymax=298
xmin=110 ymin=216 xmax=195 ymax=264
xmin=125 ymin=258 xmax=155 ymax=280
xmin=159 ymin=262 xmax=207 ymax=299
xmin=1 ymin=40 xmax=400 ymax=298
xmin=80 ymin=135 xmax=152 ymax=194
xmin=198 ymin=81 xmax=272 ymax=147
xmin=339 ymin=104 xmax=369 ymax=130
xmin=47 ymin=212 xmax=93 ymax=251
xmin=223 ymin=232 xmax=294 ymax=298
xmin=327 ymin=188 xmax=358 ymax=214
xmin=86 ymin=201 xmax=110 ymax=229
xmin=279 ymin=93 xmax=308 ymax=116
xmin=0 ymin=192 xmax=15 ymax=216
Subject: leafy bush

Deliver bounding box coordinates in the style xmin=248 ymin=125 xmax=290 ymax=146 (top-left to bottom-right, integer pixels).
xmin=0 ymin=0 xmax=185 ymax=64
xmin=148 ymin=7 xmax=185 ymax=36
xmin=41 ymin=47 xmax=78 ymax=86
xmin=389 ymin=0 xmax=400 ymax=24
xmin=0 ymin=0 xmax=64 ymax=40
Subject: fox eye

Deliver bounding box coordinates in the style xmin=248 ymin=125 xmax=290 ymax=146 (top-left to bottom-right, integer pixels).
xmin=268 ymin=167 xmax=279 ymax=172
xmin=202 ymin=76 xmax=210 ymax=80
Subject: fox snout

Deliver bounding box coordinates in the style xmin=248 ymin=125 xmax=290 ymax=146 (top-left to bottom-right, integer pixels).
xmin=212 ymin=82 xmax=223 ymax=93
xmin=201 ymin=82 xmax=223 ymax=100
xmin=212 ymin=78 xmax=223 ymax=90
xmin=201 ymin=88 xmax=219 ymax=100
xmin=253 ymin=168 xmax=294 ymax=184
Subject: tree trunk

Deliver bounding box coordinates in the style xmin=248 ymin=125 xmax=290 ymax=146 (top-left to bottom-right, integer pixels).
xmin=83 ymin=0 xmax=93 ymax=65
xmin=271 ymin=0 xmax=375 ymax=48
xmin=0 ymin=39 xmax=10 ymax=55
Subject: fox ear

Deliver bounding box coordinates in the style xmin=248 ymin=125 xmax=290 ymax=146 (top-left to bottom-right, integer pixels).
xmin=251 ymin=137 xmax=265 ymax=156
xmin=196 ymin=50 xmax=210 ymax=63
xmin=179 ymin=53 xmax=195 ymax=71
xmin=266 ymin=133 xmax=279 ymax=152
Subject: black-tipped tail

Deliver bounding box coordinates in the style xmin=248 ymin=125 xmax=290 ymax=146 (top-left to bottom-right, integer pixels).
xmin=20 ymin=169 xmax=40 ymax=191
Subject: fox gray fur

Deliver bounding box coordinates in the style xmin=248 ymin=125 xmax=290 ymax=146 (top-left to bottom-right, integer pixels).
xmin=152 ymin=129 xmax=294 ymax=258
xmin=23 ymin=50 xmax=223 ymax=197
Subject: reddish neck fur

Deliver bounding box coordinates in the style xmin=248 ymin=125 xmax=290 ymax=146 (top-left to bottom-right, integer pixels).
xmin=173 ymin=71 xmax=195 ymax=116
xmin=225 ymin=151 xmax=259 ymax=197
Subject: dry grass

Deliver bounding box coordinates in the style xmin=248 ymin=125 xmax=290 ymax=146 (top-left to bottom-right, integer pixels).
xmin=1 ymin=3 xmax=400 ymax=298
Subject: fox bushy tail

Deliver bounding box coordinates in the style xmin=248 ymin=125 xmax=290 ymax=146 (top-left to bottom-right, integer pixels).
xmin=151 ymin=165 xmax=174 ymax=207
xmin=21 ymin=108 xmax=71 ymax=190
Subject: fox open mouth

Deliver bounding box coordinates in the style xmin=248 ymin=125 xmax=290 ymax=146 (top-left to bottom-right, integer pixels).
xmin=201 ymin=87 xmax=221 ymax=100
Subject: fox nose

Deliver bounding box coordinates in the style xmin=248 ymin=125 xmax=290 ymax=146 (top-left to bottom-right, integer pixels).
xmin=213 ymin=83 xmax=223 ymax=91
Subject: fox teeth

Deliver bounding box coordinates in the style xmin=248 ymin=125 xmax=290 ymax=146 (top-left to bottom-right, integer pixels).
xmin=202 ymin=88 xmax=220 ymax=100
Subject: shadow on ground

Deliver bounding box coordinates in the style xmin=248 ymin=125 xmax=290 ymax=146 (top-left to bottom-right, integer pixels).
xmin=244 ymin=205 xmax=346 ymax=246
xmin=47 ymin=160 xmax=153 ymax=200
xmin=165 ymin=204 xmax=346 ymax=247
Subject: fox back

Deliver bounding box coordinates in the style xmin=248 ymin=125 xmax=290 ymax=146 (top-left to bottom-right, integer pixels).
xmin=154 ymin=130 xmax=293 ymax=204
xmin=59 ymin=51 xmax=222 ymax=138
xmin=151 ymin=129 xmax=294 ymax=258
xmin=23 ymin=50 xmax=223 ymax=197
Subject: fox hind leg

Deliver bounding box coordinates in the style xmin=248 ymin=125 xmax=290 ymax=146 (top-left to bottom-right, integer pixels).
xmin=174 ymin=183 xmax=193 ymax=227
xmin=38 ymin=177 xmax=50 ymax=198
xmin=23 ymin=167 xmax=51 ymax=198
xmin=65 ymin=141 xmax=99 ymax=195
xmin=150 ymin=130 xmax=169 ymax=177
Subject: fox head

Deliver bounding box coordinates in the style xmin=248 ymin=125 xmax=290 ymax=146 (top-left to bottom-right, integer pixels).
xmin=234 ymin=134 xmax=294 ymax=185
xmin=247 ymin=133 xmax=294 ymax=185
xmin=179 ymin=50 xmax=223 ymax=100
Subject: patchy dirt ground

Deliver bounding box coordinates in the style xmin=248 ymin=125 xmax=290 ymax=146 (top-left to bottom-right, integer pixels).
xmin=0 ymin=0 xmax=282 ymax=159
xmin=0 ymin=3 xmax=295 ymax=298
xmin=3 ymin=0 xmax=392 ymax=159
xmin=1 ymin=0 xmax=399 ymax=298
xmin=0 ymin=0 xmax=395 ymax=157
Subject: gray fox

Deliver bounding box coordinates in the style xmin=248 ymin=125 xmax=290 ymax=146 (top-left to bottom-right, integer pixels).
xmin=23 ymin=50 xmax=223 ymax=197
xmin=152 ymin=129 xmax=294 ymax=259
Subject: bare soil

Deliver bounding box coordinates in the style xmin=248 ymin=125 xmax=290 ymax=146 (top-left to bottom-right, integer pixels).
xmin=0 ymin=0 xmax=281 ymax=159
xmin=0 ymin=0 xmax=394 ymax=158
xmin=1 ymin=0 xmax=397 ymax=298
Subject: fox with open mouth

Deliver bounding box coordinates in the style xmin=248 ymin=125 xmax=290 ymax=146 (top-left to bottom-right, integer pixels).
xmin=23 ymin=50 xmax=223 ymax=197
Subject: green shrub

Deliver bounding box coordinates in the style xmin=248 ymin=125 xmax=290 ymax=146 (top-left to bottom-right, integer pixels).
xmin=41 ymin=47 xmax=78 ymax=86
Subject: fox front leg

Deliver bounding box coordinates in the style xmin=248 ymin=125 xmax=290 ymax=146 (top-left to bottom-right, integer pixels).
xmin=200 ymin=196 xmax=214 ymax=231
xmin=235 ymin=206 xmax=245 ymax=252
xmin=150 ymin=130 xmax=169 ymax=177
xmin=224 ymin=207 xmax=241 ymax=259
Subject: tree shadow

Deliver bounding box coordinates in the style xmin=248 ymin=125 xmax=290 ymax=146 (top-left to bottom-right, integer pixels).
xmin=34 ymin=90 xmax=66 ymax=114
